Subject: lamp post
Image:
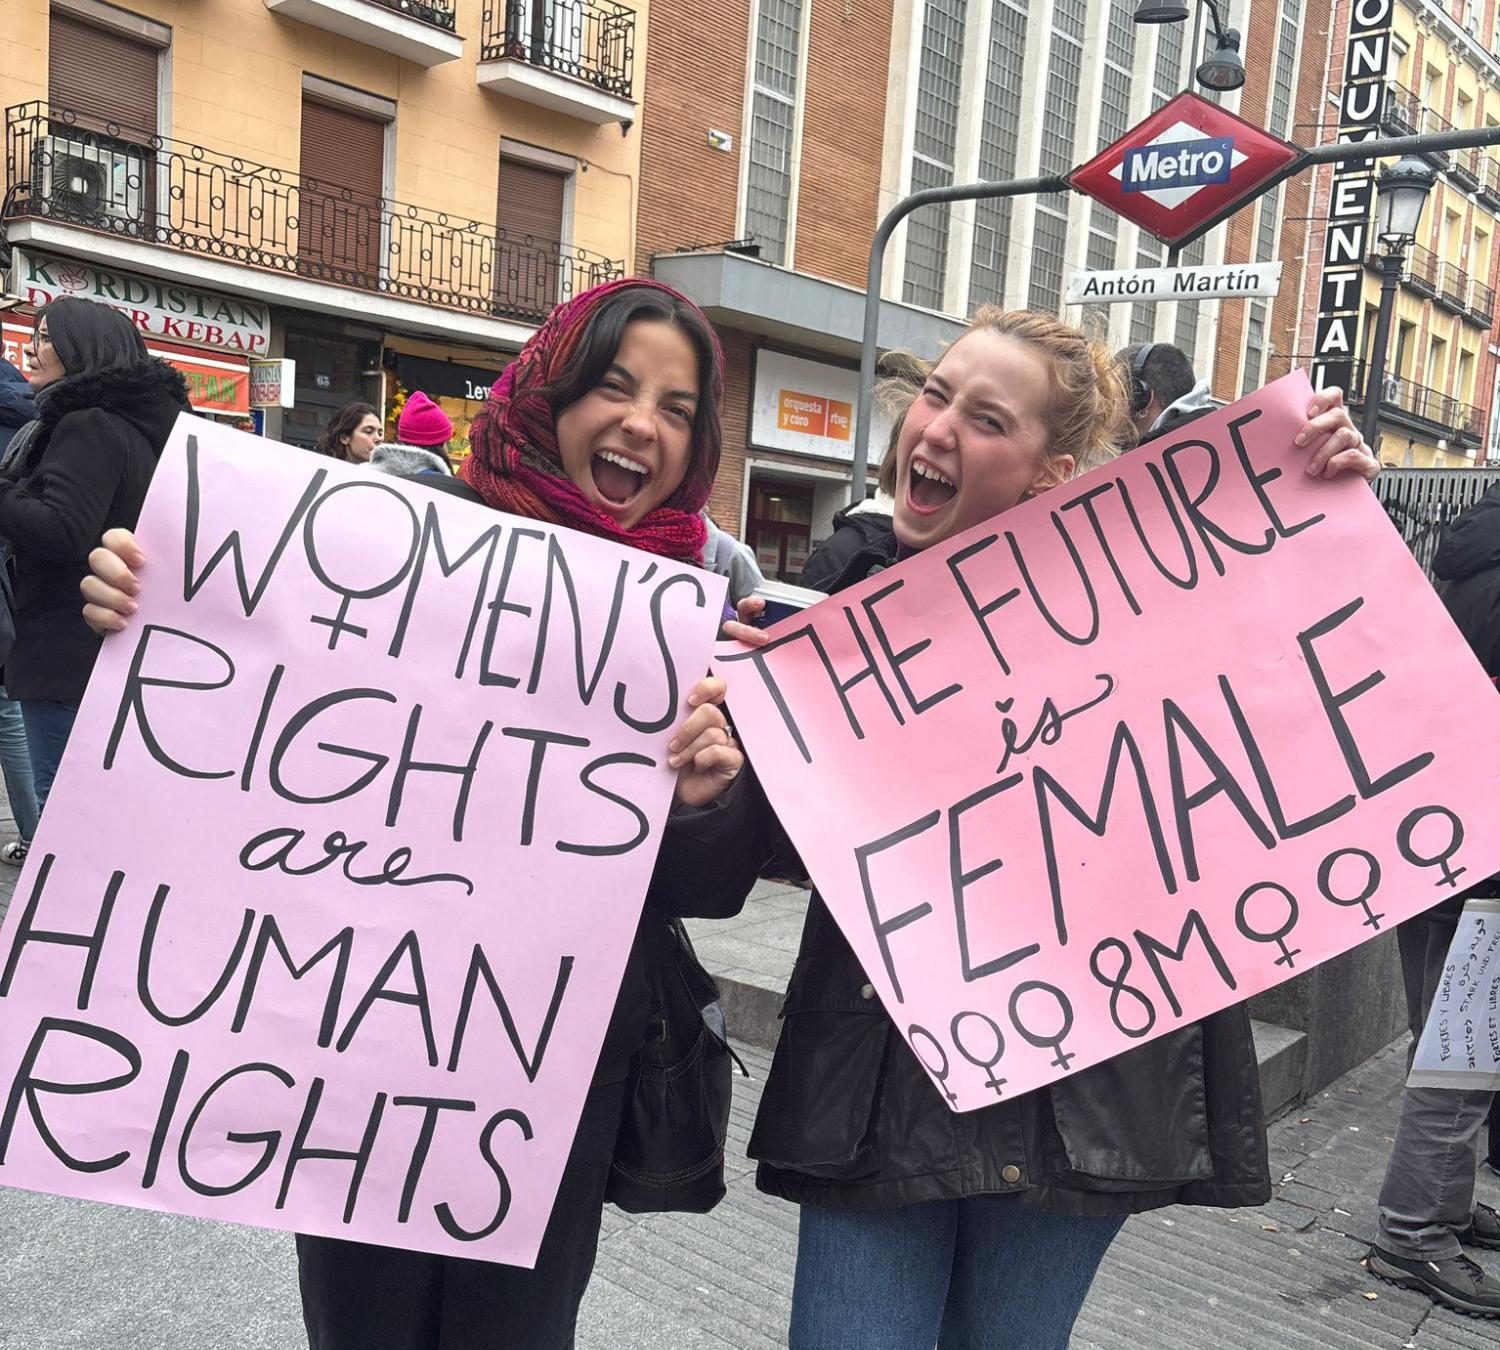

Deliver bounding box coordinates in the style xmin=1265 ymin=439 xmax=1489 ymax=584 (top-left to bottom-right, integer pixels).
xmin=1133 ymin=0 xmax=1246 ymax=93
xmin=1360 ymin=156 xmax=1437 ymax=453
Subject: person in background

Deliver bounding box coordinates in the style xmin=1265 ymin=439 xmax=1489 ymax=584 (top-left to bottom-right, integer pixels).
xmin=1116 ymin=341 xmax=1216 ymax=446
xmin=315 ymin=401 xmax=382 ymax=463
xmin=1362 ymin=483 xmax=1500 ymax=1315
xmin=0 ymin=353 xmax=39 ymax=863
xmin=702 ymin=511 xmax=764 ymax=606
xmin=367 ymin=389 xmax=453 ymax=477
xmin=0 ymin=298 xmax=188 ymax=814
xmin=797 ymin=353 xmax=928 ymax=592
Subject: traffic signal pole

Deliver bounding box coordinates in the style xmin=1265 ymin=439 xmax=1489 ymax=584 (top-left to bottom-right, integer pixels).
xmin=851 ymin=122 xmax=1500 ymax=505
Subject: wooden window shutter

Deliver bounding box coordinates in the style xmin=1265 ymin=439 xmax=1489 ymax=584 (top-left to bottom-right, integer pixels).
xmin=49 ymin=12 xmax=158 ymax=140
xmin=496 ymin=156 xmax=566 ymax=249
xmin=495 ymin=156 xmax=569 ymax=319
xmin=299 ymin=97 xmax=385 ymax=203
xmin=297 ymin=97 xmax=386 ymax=289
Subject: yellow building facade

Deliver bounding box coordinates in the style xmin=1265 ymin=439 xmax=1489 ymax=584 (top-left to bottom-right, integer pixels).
xmin=1350 ymin=0 xmax=1500 ymax=467
xmin=0 ymin=0 xmax=645 ymax=449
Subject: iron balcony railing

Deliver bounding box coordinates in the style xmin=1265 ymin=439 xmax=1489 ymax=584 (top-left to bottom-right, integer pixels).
xmin=1344 ymin=358 xmax=1482 ymax=445
xmin=1405 ymin=242 xmax=1441 ymax=295
xmin=1470 ymin=275 xmax=1496 ymax=326
xmin=370 ymin=0 xmax=458 ymax=30
xmin=4 ymin=103 xmax=623 ymax=323
xmin=1436 ymin=259 xmax=1470 ymax=313
xmin=1453 ymin=143 xmax=1483 ymax=189
xmin=1377 ymin=82 xmax=1452 ymax=168
xmin=1481 ymin=155 xmax=1500 ymax=207
xmin=480 ymin=0 xmax=635 ymax=99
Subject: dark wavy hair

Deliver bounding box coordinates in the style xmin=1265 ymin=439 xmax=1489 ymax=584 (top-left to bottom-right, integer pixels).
xmin=34 ymin=297 xmax=149 ymax=385
xmin=316 ymin=402 xmax=380 ymax=460
xmin=535 ymin=286 xmax=724 ymax=508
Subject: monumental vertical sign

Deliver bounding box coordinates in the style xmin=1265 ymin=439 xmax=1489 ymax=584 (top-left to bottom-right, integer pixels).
xmin=1310 ymin=0 xmax=1395 ymax=394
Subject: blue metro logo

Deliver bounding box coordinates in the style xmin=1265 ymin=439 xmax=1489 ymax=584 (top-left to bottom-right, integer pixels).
xmin=1121 ymin=136 xmax=1235 ymax=194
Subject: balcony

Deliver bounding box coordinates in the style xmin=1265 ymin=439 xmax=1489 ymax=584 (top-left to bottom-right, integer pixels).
xmin=1377 ymin=83 xmax=1451 ymax=169
xmin=476 ymin=0 xmax=635 ymax=124
xmin=263 ymin=0 xmax=463 ymax=65
xmin=1469 ymin=276 xmax=1496 ymax=326
xmin=1346 ymin=359 xmax=1483 ymax=448
xmin=1453 ymin=144 xmax=1483 ymax=191
xmin=1404 ymin=242 xmax=1440 ymax=297
xmin=1480 ymin=156 xmax=1500 ymax=210
xmin=1436 ymin=260 xmax=1470 ymax=314
xmin=4 ymin=104 xmax=623 ymax=327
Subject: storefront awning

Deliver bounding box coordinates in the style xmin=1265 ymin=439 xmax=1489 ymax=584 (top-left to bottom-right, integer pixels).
xmin=652 ymin=250 xmax=966 ymax=361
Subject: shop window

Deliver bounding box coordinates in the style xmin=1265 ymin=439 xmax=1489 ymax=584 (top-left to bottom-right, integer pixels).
xmin=747 ymin=478 xmax=815 ymax=583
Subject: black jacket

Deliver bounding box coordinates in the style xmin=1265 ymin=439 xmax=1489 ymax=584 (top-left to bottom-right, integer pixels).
xmin=749 ymin=533 xmax=1272 ymax=1216
xmin=0 ymin=360 xmax=189 ymax=703
xmin=798 ymin=503 xmax=895 ymax=592
xmin=0 ymin=357 xmax=36 ymax=456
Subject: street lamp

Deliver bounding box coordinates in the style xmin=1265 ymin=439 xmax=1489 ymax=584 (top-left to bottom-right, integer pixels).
xmin=1359 ymin=155 xmax=1438 ymax=452
xmin=1133 ymin=0 xmax=1246 ymax=93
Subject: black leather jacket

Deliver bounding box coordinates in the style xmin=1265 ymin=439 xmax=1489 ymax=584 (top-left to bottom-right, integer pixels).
xmin=747 ymin=536 xmax=1272 ymax=1216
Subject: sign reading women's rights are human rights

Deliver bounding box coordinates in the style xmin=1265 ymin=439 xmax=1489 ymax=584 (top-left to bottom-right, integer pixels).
xmin=716 ymin=372 xmax=1500 ymax=1113
xmin=0 ymin=419 xmax=726 ymax=1266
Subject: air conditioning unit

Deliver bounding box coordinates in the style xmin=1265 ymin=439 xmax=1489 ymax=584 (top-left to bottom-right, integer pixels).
xmin=31 ymin=134 xmax=146 ymax=234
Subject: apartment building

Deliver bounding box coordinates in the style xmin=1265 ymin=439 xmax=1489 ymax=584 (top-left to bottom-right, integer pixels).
xmin=1 ymin=0 xmax=643 ymax=449
xmin=1296 ymin=0 xmax=1500 ymax=467
xmin=633 ymin=0 xmax=1339 ymax=568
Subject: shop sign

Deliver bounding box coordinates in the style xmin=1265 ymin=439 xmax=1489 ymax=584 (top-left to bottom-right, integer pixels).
xmin=249 ymin=359 xmax=297 ymax=409
xmin=1310 ymin=0 xmax=1393 ymax=394
xmin=1066 ymin=261 xmax=1282 ymax=305
xmin=9 ymin=250 xmax=270 ymax=355
xmin=1070 ymin=92 xmax=1299 ymax=247
xmin=2 ymin=316 xmax=248 ymax=415
xmin=752 ymin=351 xmax=893 ymax=464
xmin=393 ymin=352 xmax=507 ymax=404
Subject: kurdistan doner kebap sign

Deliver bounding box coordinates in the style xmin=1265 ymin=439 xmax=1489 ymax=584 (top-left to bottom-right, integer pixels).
xmin=1070 ymin=92 xmax=1300 ymax=247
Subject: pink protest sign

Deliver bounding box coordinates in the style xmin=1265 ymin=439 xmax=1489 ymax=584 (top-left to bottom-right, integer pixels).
xmin=715 ymin=372 xmax=1500 ymax=1113
xmin=0 ymin=415 xmax=726 ymax=1265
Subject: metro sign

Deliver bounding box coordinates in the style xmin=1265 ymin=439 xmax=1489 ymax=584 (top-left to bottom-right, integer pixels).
xmin=1071 ymin=92 xmax=1300 ymax=247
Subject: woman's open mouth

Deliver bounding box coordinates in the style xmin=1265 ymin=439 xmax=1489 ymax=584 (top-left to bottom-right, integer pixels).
xmin=591 ymin=449 xmax=651 ymax=507
xmin=907 ymin=459 xmax=957 ymax=514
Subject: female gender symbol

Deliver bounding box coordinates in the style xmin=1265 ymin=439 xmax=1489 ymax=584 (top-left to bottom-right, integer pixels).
xmin=1235 ymin=881 xmax=1303 ymax=969
xmin=1009 ymin=981 xmax=1075 ymax=1071
xmin=1317 ymin=848 xmax=1385 ymax=930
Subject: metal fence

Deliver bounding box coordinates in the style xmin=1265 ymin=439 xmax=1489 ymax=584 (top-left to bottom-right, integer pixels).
xmin=480 ymin=0 xmax=635 ymax=98
xmin=4 ymin=102 xmax=624 ymax=323
xmin=1373 ymin=468 xmax=1500 ymax=577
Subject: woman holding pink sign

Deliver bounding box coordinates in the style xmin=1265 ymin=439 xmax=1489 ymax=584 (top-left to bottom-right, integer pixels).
xmin=727 ymin=307 xmax=1381 ymax=1350
xmin=81 ymin=279 xmax=763 ymax=1349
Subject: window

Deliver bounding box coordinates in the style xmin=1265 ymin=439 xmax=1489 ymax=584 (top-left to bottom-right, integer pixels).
xmin=904 ymin=0 xmax=968 ymax=309
xmin=299 ymin=96 xmax=386 ymax=289
xmin=48 ymin=9 xmax=160 ymax=138
xmin=1132 ymin=242 xmax=1163 ymax=344
xmin=496 ymin=151 xmax=570 ymax=318
xmin=1427 ymin=336 xmax=1447 ymax=389
xmin=968 ymin=0 xmax=1028 ymax=310
xmin=1241 ymin=0 xmax=1301 ymax=392
xmin=1028 ymin=0 xmax=1084 ymax=313
xmin=1082 ymin=0 xmax=1137 ymax=332
xmin=1458 ymin=349 xmax=1475 ymax=402
xmin=743 ymin=0 xmax=804 ymax=266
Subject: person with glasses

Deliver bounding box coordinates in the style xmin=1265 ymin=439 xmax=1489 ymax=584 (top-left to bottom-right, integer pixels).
xmin=0 ymin=298 xmax=188 ymax=812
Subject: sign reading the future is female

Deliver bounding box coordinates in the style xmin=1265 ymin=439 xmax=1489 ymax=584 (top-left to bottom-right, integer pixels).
xmin=0 ymin=417 xmax=725 ymax=1266
xmin=717 ymin=372 xmax=1500 ymax=1113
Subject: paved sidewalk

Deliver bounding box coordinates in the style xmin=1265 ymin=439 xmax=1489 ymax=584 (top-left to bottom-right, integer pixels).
xmin=0 ymin=842 xmax=1497 ymax=1346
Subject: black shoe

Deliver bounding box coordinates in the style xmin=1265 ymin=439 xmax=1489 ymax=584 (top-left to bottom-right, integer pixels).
xmin=1460 ymin=1203 xmax=1500 ymax=1252
xmin=1365 ymin=1247 xmax=1500 ymax=1317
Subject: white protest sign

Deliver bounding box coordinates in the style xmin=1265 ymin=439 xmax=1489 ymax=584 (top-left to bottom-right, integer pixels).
xmin=1409 ymin=898 xmax=1500 ymax=1091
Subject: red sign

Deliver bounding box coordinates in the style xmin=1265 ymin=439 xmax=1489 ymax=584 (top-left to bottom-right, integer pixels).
xmin=2 ymin=317 xmax=249 ymax=415
xmin=1070 ymin=92 xmax=1300 ymax=247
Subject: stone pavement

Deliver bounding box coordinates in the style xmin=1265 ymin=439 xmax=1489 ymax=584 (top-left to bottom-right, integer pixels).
xmin=0 ymin=843 xmax=1497 ymax=1346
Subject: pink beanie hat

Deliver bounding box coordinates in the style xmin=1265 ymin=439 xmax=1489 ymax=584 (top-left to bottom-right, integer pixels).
xmin=398 ymin=390 xmax=454 ymax=447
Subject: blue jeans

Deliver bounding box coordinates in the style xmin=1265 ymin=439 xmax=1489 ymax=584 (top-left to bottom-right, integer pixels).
xmin=19 ymin=699 xmax=78 ymax=816
xmin=0 ymin=690 xmax=38 ymax=841
xmin=790 ymin=1198 xmax=1124 ymax=1350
